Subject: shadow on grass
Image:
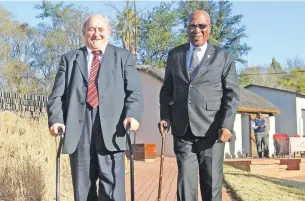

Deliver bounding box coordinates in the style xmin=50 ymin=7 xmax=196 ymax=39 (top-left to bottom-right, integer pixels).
xmin=223 ymin=178 xmax=242 ymax=201
xmin=226 ymin=172 xmax=305 ymax=192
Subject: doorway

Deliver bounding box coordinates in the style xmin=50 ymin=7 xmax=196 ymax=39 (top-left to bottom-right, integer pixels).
xmin=249 ymin=113 xmax=270 ymax=157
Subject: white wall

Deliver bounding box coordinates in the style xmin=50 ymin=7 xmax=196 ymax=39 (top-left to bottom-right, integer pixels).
xmin=296 ymin=96 xmax=305 ymax=137
xmin=234 ymin=114 xmax=243 ymax=155
xmin=138 ymin=72 xmax=175 ymax=157
xmin=246 ymin=86 xmax=297 ymax=136
xmin=224 ymin=114 xmax=242 ymax=157
xmin=268 ymin=116 xmax=276 ymax=156
xmin=241 ymin=114 xmax=250 ymax=156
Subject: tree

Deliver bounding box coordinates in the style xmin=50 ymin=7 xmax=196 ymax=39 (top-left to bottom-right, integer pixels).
xmin=108 ymin=1 xmax=140 ymax=59
xmin=281 ymin=57 xmax=305 ymax=92
xmin=177 ymin=0 xmax=251 ymax=64
xmin=0 ymin=7 xmax=40 ymax=93
xmin=286 ymin=56 xmax=305 ymax=69
xmin=238 ymin=65 xmax=286 ymax=88
xmin=138 ymin=2 xmax=182 ymax=67
xmin=34 ymin=1 xmax=91 ymax=94
xmin=238 ymin=72 xmax=251 ymax=86
xmin=281 ymin=69 xmax=305 ymax=92
xmin=270 ymin=57 xmax=282 ymax=70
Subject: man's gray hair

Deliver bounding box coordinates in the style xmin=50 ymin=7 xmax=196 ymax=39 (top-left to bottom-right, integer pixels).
xmin=82 ymin=14 xmax=110 ymax=35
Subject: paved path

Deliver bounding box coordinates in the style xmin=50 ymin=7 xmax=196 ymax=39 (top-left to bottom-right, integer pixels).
xmin=125 ymin=157 xmax=232 ymax=201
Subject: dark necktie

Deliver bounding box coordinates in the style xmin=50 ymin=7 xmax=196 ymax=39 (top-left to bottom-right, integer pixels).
xmin=189 ymin=47 xmax=201 ymax=74
xmin=87 ymin=50 xmax=101 ymax=108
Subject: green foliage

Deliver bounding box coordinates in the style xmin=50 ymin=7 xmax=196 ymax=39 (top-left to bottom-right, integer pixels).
xmin=138 ymin=2 xmax=182 ymax=67
xmin=33 ymin=1 xmax=91 ymax=94
xmin=238 ymin=72 xmax=251 ymax=86
xmin=240 ymin=57 xmax=305 ymax=93
xmin=0 ymin=2 xmax=90 ymax=94
xmin=281 ymin=68 xmax=305 ymax=92
xmin=112 ymin=4 xmax=139 ymax=58
xmin=270 ymin=57 xmax=282 ymax=70
xmin=1 ymin=1 xmax=304 ymax=95
xmin=0 ymin=7 xmax=40 ymax=93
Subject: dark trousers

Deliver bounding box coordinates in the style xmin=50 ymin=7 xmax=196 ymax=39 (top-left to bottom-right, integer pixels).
xmin=255 ymin=132 xmax=269 ymax=158
xmin=69 ymin=105 xmax=126 ymax=201
xmin=174 ymin=126 xmax=225 ymax=201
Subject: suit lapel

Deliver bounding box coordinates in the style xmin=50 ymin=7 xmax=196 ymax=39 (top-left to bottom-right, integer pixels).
xmin=180 ymin=43 xmax=190 ymax=82
xmin=75 ymin=47 xmax=88 ymax=82
xmin=193 ymin=43 xmax=215 ymax=80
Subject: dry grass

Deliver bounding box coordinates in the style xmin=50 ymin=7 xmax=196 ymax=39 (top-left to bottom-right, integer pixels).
xmin=0 ymin=111 xmax=72 ymax=201
xmin=0 ymin=111 xmax=130 ymax=201
xmin=223 ymin=164 xmax=305 ymax=201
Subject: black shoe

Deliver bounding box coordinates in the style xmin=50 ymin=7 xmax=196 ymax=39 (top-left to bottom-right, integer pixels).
xmin=258 ymin=152 xmax=262 ymax=158
xmin=264 ymin=150 xmax=269 ymax=158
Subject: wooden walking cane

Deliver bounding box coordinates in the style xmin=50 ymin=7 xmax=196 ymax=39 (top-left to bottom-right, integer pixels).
xmin=157 ymin=125 xmax=168 ymax=201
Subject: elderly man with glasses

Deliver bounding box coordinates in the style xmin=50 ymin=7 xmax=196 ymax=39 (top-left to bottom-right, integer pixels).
xmin=158 ymin=10 xmax=240 ymax=201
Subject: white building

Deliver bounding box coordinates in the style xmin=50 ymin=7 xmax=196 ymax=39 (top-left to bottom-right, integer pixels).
xmin=136 ymin=67 xmax=280 ymax=158
xmin=245 ymin=84 xmax=305 ymax=137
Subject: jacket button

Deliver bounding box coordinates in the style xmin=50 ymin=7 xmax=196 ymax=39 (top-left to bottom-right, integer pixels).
xmin=190 ymin=85 xmax=193 ymax=88
xmin=81 ymin=102 xmax=85 ymax=105
xmin=79 ymin=120 xmax=83 ymax=123
xmin=188 ymin=101 xmax=192 ymax=104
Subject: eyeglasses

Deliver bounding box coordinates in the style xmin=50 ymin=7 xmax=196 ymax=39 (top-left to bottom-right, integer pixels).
xmin=189 ymin=24 xmax=209 ymax=30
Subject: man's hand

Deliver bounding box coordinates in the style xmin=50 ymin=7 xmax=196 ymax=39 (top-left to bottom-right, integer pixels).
xmin=158 ymin=120 xmax=170 ymax=136
xmin=49 ymin=123 xmax=65 ymax=137
xmin=219 ymin=128 xmax=232 ymax=143
xmin=123 ymin=117 xmax=139 ymax=131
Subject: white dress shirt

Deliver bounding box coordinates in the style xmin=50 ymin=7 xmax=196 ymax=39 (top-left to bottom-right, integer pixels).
xmin=187 ymin=42 xmax=208 ymax=72
xmin=86 ymin=46 xmax=106 ymax=77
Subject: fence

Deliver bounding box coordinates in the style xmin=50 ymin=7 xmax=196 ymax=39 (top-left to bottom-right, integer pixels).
xmin=0 ymin=91 xmax=48 ymax=119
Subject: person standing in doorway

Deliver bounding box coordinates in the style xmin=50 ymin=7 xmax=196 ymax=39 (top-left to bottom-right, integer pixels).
xmin=251 ymin=112 xmax=269 ymax=158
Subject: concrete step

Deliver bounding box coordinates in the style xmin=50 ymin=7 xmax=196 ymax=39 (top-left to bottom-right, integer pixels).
xmin=250 ymin=164 xmax=287 ymax=171
xmin=251 ymin=168 xmax=284 ymax=174
xmin=250 ymin=159 xmax=280 ymax=165
xmin=254 ymin=170 xmax=305 ymax=178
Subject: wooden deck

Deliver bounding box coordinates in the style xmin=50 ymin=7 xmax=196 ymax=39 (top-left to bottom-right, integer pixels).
xmin=125 ymin=157 xmax=232 ymax=201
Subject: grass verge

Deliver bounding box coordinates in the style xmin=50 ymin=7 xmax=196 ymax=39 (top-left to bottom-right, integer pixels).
xmin=223 ymin=164 xmax=305 ymax=201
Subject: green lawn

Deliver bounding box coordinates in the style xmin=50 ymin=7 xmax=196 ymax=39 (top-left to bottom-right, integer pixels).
xmin=223 ymin=164 xmax=305 ymax=201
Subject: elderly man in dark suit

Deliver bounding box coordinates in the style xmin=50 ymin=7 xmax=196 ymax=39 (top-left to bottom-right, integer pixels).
xmin=47 ymin=14 xmax=143 ymax=201
xmin=159 ymin=10 xmax=240 ymax=201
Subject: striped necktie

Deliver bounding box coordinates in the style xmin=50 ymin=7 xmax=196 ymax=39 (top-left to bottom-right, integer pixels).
xmin=87 ymin=50 xmax=101 ymax=108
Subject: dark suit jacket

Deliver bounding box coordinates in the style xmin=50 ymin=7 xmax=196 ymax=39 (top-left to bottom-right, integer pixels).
xmin=160 ymin=43 xmax=240 ymax=138
xmin=47 ymin=44 xmax=143 ymax=154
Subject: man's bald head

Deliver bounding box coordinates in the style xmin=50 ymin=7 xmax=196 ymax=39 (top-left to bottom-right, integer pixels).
xmin=188 ymin=10 xmax=210 ymax=26
xmin=82 ymin=14 xmax=110 ymax=35
xmin=187 ymin=10 xmax=211 ymax=47
xmin=82 ymin=14 xmax=111 ymax=51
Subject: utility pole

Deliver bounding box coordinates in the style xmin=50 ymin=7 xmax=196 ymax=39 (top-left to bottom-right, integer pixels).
xmin=126 ymin=0 xmax=130 ymax=50
xmin=134 ymin=0 xmax=137 ymax=63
